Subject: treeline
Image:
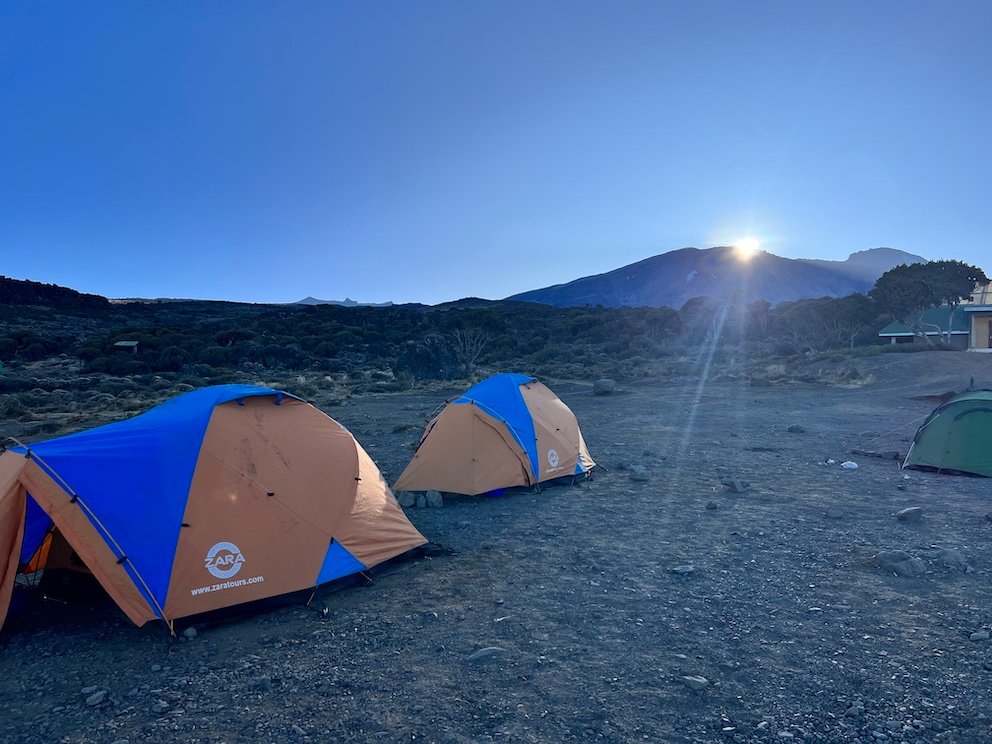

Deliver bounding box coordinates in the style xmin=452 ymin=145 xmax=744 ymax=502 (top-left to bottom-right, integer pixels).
xmin=0 ymin=276 xmax=109 ymax=310
xmin=0 ymin=289 xmax=895 ymax=381
xmin=72 ymin=302 xmax=684 ymax=379
xmin=48 ymin=292 xmax=886 ymax=380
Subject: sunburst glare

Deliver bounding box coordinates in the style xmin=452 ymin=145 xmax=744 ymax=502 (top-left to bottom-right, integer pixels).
xmin=733 ymin=237 xmax=760 ymax=261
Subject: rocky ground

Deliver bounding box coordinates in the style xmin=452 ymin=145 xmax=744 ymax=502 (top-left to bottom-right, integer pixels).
xmin=2 ymin=352 xmax=992 ymax=743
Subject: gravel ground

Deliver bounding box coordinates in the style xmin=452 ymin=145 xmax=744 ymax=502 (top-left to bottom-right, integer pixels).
xmin=2 ymin=352 xmax=992 ymax=743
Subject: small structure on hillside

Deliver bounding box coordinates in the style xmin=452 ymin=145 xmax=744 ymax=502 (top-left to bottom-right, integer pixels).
xmin=877 ymin=307 xmax=970 ymax=348
xmin=962 ymin=283 xmax=992 ymax=352
xmin=113 ymin=340 xmax=140 ymax=354
xmin=878 ymin=283 xmax=992 ymax=351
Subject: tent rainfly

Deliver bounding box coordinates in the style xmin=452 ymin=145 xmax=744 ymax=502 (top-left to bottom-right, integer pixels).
xmin=903 ymin=389 xmax=992 ymax=477
xmin=393 ymin=373 xmax=595 ymax=496
xmin=0 ymin=385 xmax=426 ymax=633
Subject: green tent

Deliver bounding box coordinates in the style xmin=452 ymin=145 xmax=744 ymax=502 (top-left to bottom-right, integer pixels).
xmin=903 ymin=390 xmax=992 ymax=477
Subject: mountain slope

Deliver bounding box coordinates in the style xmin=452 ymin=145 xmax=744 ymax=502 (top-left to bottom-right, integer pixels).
xmin=506 ymin=247 xmax=926 ymax=309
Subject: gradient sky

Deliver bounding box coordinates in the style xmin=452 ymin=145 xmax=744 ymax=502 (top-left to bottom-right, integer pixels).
xmin=2 ymin=1 xmax=989 ymax=304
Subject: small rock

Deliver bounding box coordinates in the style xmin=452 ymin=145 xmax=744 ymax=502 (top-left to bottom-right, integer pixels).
xmin=874 ymin=550 xmax=927 ymax=577
xmin=425 ymin=490 xmax=443 ymax=508
xmin=593 ymin=379 xmax=617 ymax=396
xmin=416 ymin=494 xmax=427 ymax=509
xmin=787 ymin=425 xmax=805 ymax=433
xmin=292 ymin=724 xmax=306 ymax=736
xmin=840 ymin=461 xmax=859 ymax=470
xmin=629 ymin=467 xmax=650 ymax=482
xmin=151 ymin=701 xmax=169 ymax=714
xmin=150 ymin=664 xmax=162 ymax=672
xmin=250 ymin=675 xmax=273 ymax=691
xmin=182 ymin=627 xmax=198 ymax=640
xmin=720 ymin=477 xmax=749 ymax=493
xmin=85 ymin=690 xmax=107 ymax=707
xmin=671 ymin=565 xmax=695 ymax=574
xmin=778 ymin=733 xmax=794 ymax=740
xmin=845 ymin=703 xmax=865 ymax=717
xmin=81 ymin=685 xmax=99 ymax=695
xmin=896 ymin=507 xmax=923 ymax=522
xmin=467 ymin=646 xmax=507 ymax=662
xmin=706 ymin=501 xmax=718 ymax=510
xmin=396 ymin=492 xmax=416 ymax=508
xmin=824 ymin=507 xmax=844 ymax=519
xmin=970 ymin=630 xmax=990 ymax=642
xmin=680 ymin=675 xmax=709 ymax=691
xmin=892 ymin=558 xmax=927 ymax=577
xmin=934 ymin=549 xmax=970 ymax=572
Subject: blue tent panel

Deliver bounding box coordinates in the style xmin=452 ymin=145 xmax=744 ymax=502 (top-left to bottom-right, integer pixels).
xmin=316 ymin=540 xmax=366 ymax=585
xmin=19 ymin=495 xmax=52 ymax=564
xmin=453 ymin=373 xmax=539 ymax=476
xmin=16 ymin=385 xmax=300 ymax=615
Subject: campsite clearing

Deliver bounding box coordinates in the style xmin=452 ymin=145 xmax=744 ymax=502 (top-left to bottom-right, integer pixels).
xmin=2 ymin=352 xmax=992 ymax=743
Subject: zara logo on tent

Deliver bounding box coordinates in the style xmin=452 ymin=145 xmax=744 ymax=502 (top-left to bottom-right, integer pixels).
xmin=547 ymin=448 xmax=560 ymax=469
xmin=205 ymin=541 xmax=246 ymax=580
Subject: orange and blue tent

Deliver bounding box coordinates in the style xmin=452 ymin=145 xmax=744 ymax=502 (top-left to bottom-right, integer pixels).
xmin=0 ymin=385 xmax=425 ymax=632
xmin=393 ymin=373 xmax=595 ymax=496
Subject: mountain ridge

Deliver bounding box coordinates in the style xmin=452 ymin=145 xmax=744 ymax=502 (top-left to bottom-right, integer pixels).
xmin=507 ymin=246 xmax=926 ymax=309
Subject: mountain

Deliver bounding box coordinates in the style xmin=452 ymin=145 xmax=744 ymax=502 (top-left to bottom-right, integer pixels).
xmin=294 ymin=296 xmax=394 ymax=308
xmin=506 ymin=247 xmax=926 ymax=309
xmin=797 ymin=247 xmax=926 ymax=284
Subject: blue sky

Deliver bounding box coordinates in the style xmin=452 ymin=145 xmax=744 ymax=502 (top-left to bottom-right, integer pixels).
xmin=2 ymin=1 xmax=989 ymax=304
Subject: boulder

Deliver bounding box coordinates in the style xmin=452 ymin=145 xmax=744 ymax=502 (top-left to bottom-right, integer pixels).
xmin=934 ymin=549 xmax=970 ymax=572
xmin=467 ymin=646 xmax=507 ymax=662
xmin=425 ymin=490 xmax=444 ymax=508
xmin=680 ymin=675 xmax=709 ymax=691
xmin=874 ymin=550 xmax=927 ymax=577
xmin=396 ymin=492 xmax=416 ymax=508
xmin=720 ymin=477 xmax=749 ymax=493
xmin=896 ymin=507 xmax=923 ymax=522
xmin=593 ymin=379 xmax=617 ymax=396
xmin=85 ymin=690 xmax=107 ymax=707
xmin=629 ymin=467 xmax=651 ymax=483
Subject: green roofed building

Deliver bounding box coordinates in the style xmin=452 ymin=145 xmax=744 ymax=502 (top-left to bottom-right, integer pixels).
xmin=962 ymin=283 xmax=992 ymax=352
xmin=877 ymin=282 xmax=992 ymax=351
xmin=877 ymin=306 xmax=971 ymax=348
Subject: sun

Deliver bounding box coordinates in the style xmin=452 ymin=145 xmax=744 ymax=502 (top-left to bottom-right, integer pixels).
xmin=733 ymin=237 xmax=760 ymax=261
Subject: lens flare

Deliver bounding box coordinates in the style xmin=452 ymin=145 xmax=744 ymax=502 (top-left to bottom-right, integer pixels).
xmin=733 ymin=238 xmax=760 ymax=260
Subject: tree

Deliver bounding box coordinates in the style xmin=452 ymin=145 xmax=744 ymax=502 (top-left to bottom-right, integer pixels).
xmin=451 ymin=328 xmax=488 ymax=376
xmin=870 ymin=261 xmax=988 ymax=345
